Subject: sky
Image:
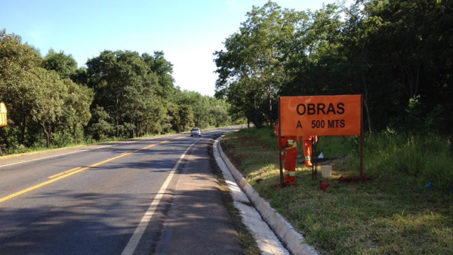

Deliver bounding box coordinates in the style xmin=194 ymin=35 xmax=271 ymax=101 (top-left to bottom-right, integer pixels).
xmin=1 ymin=0 xmax=347 ymax=97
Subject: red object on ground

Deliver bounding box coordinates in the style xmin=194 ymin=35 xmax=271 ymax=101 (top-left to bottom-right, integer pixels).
xmin=320 ymin=180 xmax=330 ymax=192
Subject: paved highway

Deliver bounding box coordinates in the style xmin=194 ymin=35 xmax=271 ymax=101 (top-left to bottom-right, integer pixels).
xmin=0 ymin=127 xmax=241 ymax=255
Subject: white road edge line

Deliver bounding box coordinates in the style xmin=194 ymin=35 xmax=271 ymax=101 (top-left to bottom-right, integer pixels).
xmin=121 ymin=138 xmax=200 ymax=255
xmin=0 ymin=135 xmax=185 ymax=169
xmin=0 ymin=150 xmax=88 ymax=169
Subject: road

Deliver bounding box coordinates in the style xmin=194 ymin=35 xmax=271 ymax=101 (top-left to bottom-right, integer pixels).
xmin=0 ymin=127 xmax=242 ymax=255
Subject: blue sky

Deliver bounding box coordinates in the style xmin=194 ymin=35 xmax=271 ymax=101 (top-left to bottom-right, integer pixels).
xmin=1 ymin=0 xmax=346 ymax=96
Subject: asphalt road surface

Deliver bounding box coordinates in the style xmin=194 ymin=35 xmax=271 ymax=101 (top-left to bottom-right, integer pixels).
xmin=0 ymin=127 xmax=242 ymax=255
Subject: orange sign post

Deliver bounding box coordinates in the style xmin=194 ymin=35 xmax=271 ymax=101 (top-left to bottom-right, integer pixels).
xmin=278 ymin=95 xmax=364 ymax=181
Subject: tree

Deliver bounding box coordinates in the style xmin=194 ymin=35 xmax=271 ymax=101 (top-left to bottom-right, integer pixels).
xmin=1 ymin=31 xmax=94 ymax=148
xmin=340 ymin=0 xmax=453 ymax=134
xmin=43 ymin=50 xmax=78 ymax=79
xmin=87 ymin=50 xmax=151 ymax=137
xmin=62 ymin=79 xmax=93 ymax=143
xmin=2 ymin=29 xmax=233 ymax=151
xmin=86 ymin=50 xmax=182 ymax=138
xmin=166 ymin=103 xmax=194 ymax=132
xmin=215 ymin=1 xmax=306 ymax=127
xmin=30 ymin=68 xmax=68 ymax=147
xmin=88 ymin=106 xmax=113 ymax=140
xmin=209 ymin=99 xmax=231 ymax=127
xmin=142 ymin=51 xmax=176 ymax=98
xmin=0 ymin=31 xmax=44 ymax=146
xmin=215 ymin=0 xmax=453 ymax=135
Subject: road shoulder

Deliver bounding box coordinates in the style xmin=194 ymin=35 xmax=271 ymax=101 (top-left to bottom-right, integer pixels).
xmin=153 ymin=138 xmax=244 ymax=254
xmin=214 ymin=136 xmax=319 ymax=255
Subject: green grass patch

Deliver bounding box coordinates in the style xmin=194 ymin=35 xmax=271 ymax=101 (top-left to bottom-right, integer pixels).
xmin=221 ymin=128 xmax=453 ymax=255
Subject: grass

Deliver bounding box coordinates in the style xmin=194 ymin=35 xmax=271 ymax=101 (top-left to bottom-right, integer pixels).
xmin=221 ymin=128 xmax=453 ymax=255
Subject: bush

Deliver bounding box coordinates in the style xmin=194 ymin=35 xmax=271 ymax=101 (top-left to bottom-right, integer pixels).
xmin=348 ymin=133 xmax=453 ymax=191
xmin=256 ymin=127 xmax=453 ymax=192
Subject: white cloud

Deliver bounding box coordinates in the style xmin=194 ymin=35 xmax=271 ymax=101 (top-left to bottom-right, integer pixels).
xmin=166 ymin=42 xmax=223 ymax=97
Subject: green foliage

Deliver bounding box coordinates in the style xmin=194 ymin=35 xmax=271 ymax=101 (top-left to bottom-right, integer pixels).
xmin=172 ymin=90 xmax=231 ymax=128
xmin=86 ymin=50 xmax=153 ymax=137
xmin=215 ymin=0 xmax=453 ymax=136
xmin=166 ymin=103 xmax=194 ymax=132
xmin=63 ymin=79 xmax=93 ymax=143
xmin=222 ymin=128 xmax=452 ymax=254
xmin=88 ymin=106 xmax=113 ymax=140
xmin=43 ymin=49 xmax=78 ymax=79
xmin=215 ymin=1 xmax=305 ymax=127
xmin=348 ymin=133 xmax=453 ymax=191
xmin=84 ymin=50 xmax=230 ymax=138
xmin=0 ymin=29 xmax=234 ymax=153
xmin=141 ymin=51 xmax=176 ymax=99
xmin=29 ymin=68 xmax=68 ymax=147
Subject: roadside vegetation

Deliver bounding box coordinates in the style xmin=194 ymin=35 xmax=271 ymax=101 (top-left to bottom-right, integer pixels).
xmin=214 ymin=0 xmax=452 ymax=139
xmin=215 ymin=2 xmax=452 ymax=252
xmin=222 ymin=127 xmax=452 ymax=255
xmin=0 ymin=30 xmax=239 ymax=155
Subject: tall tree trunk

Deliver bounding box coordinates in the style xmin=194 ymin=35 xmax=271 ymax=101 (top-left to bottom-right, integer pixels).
xmin=135 ymin=120 xmax=140 ymax=137
xmin=73 ymin=123 xmax=78 ymax=144
xmin=20 ymin=115 xmax=26 ymax=144
xmin=41 ymin=123 xmax=51 ymax=147
xmin=268 ymin=83 xmax=272 ymax=128
xmin=362 ymin=76 xmax=372 ymax=133
xmin=115 ymin=97 xmax=120 ymax=137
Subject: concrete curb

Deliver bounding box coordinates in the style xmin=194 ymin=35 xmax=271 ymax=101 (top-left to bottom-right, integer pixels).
xmin=214 ymin=138 xmax=288 ymax=255
xmin=215 ymin=136 xmax=319 ymax=255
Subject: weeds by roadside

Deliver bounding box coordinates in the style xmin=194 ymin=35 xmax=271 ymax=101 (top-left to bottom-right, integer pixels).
xmin=221 ymin=128 xmax=452 ymax=255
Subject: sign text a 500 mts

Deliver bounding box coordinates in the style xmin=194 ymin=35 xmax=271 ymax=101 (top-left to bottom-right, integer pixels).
xmin=279 ymin=95 xmax=362 ymax=137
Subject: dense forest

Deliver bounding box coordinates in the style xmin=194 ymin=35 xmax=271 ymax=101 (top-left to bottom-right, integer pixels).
xmin=215 ymin=0 xmax=452 ymax=136
xmin=0 ymin=30 xmax=232 ymax=153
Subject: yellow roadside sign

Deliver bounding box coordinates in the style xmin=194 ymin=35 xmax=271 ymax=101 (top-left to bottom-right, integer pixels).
xmin=0 ymin=102 xmax=7 ymax=127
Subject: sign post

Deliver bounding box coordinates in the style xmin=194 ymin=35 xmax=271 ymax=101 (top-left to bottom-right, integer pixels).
xmin=278 ymin=99 xmax=285 ymax=187
xmin=279 ymin=95 xmax=363 ymax=181
xmin=359 ymin=95 xmax=364 ymax=179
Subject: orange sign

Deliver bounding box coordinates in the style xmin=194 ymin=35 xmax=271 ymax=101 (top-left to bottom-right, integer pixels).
xmin=279 ymin=95 xmax=362 ymax=136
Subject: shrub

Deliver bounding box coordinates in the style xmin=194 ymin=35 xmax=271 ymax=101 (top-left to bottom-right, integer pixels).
xmin=347 ymin=133 xmax=453 ymax=191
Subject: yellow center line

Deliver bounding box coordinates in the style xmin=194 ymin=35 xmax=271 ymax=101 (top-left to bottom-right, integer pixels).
xmin=0 ymin=139 xmax=175 ymax=204
xmin=48 ymin=167 xmax=82 ymax=179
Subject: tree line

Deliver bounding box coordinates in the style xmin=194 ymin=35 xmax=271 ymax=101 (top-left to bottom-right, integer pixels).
xmin=0 ymin=30 xmax=232 ymax=152
xmin=214 ymin=0 xmax=452 ymax=136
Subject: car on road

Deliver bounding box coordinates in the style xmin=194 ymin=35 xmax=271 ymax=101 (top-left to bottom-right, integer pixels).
xmin=190 ymin=128 xmax=201 ymax=137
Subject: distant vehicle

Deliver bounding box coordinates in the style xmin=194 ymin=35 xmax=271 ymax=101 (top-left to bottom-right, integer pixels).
xmin=191 ymin=128 xmax=201 ymax=137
